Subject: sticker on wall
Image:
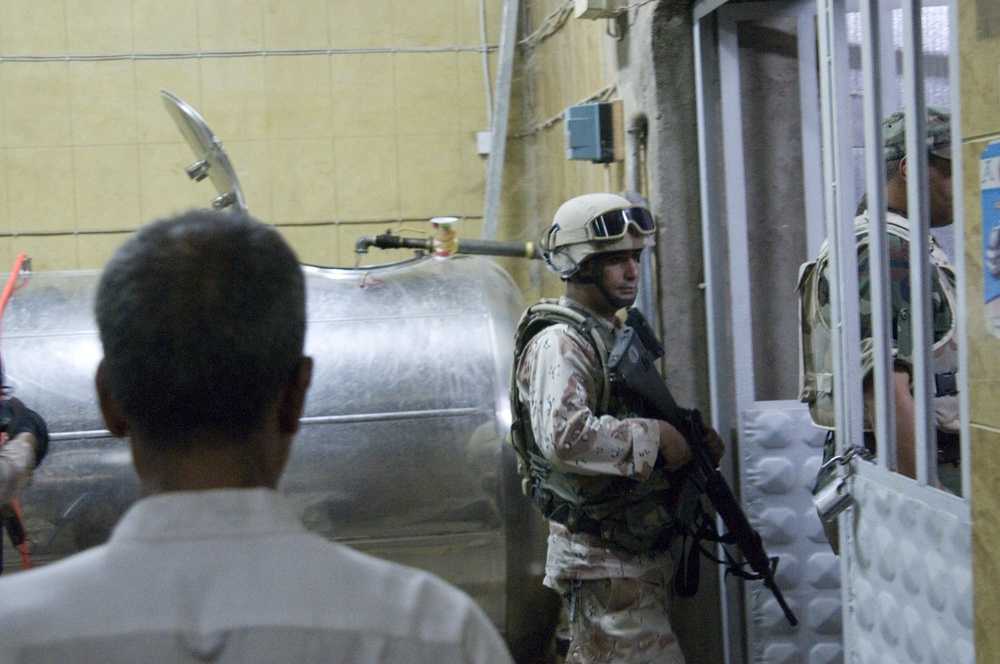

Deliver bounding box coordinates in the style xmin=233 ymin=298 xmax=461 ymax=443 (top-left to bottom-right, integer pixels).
xmin=982 ymin=140 xmax=1000 ymax=337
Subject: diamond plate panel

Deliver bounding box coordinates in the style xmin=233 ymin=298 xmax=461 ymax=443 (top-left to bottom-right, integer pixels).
xmin=845 ymin=472 xmax=974 ymax=664
xmin=740 ymin=402 xmax=842 ymax=663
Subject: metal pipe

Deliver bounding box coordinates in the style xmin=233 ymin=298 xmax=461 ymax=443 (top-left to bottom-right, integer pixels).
xmin=481 ymin=0 xmax=520 ymax=241
xmin=355 ymin=234 xmax=542 ymax=259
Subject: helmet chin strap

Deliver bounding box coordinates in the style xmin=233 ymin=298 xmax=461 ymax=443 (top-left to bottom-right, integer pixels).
xmin=596 ymin=281 xmax=630 ymax=312
xmin=574 ymin=258 xmax=601 ymax=285
xmin=578 ymin=259 xmax=628 ymax=311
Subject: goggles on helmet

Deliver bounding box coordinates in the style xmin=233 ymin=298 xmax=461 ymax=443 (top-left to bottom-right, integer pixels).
xmin=545 ymin=206 xmax=656 ymax=249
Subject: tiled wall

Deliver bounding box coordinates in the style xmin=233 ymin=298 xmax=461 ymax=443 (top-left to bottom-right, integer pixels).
xmin=959 ymin=0 xmax=1000 ymax=659
xmin=0 ymin=0 xmax=499 ymax=271
xmin=498 ymin=0 xmax=624 ymax=301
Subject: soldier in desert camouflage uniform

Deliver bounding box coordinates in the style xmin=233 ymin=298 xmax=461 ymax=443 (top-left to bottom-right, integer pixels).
xmin=800 ymin=107 xmax=960 ymax=549
xmin=510 ymin=193 xmax=724 ymax=664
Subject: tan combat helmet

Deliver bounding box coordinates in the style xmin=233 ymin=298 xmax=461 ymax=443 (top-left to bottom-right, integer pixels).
xmin=541 ymin=193 xmax=656 ymax=279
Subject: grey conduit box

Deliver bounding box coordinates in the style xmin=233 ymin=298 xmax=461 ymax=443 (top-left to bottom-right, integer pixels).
xmin=564 ymin=101 xmax=615 ymax=163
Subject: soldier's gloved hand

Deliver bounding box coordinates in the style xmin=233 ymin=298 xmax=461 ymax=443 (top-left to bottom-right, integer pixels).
xmin=0 ymin=397 xmax=49 ymax=468
xmin=703 ymin=426 xmax=726 ymax=466
xmin=657 ymin=420 xmax=692 ymax=471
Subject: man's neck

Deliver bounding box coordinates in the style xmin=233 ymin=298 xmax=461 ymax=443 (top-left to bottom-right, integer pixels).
xmin=565 ymin=283 xmax=619 ymax=323
xmin=133 ymin=435 xmax=281 ymax=497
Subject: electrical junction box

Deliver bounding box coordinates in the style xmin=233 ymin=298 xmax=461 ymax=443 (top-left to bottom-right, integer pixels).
xmin=574 ymin=0 xmax=619 ymax=19
xmin=564 ymin=100 xmax=622 ymax=163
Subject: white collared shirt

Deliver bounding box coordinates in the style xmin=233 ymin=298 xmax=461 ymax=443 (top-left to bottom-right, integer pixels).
xmin=0 ymin=488 xmax=513 ymax=664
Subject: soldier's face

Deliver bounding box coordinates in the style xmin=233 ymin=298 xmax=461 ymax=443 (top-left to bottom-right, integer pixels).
xmin=594 ymin=249 xmax=642 ymax=310
xmin=928 ymin=154 xmax=952 ymax=228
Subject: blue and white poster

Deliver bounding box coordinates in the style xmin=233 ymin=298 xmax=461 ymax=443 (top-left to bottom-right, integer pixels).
xmin=982 ymin=141 xmax=1000 ymax=337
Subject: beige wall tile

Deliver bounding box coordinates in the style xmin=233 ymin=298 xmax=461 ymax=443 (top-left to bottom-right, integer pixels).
xmin=0 ymin=1 xmax=68 ymax=55
xmin=77 ymin=233 xmax=130 ymax=270
xmin=69 ymin=60 xmax=139 ymax=146
xmin=199 ymin=0 xmax=264 ymax=52
xmin=398 ymin=133 xmax=463 ymax=219
xmin=0 ymin=149 xmax=8 ymax=234
xmin=334 ymin=135 xmax=400 ymax=221
xmin=221 ymin=139 xmax=272 ymax=222
xmin=73 ymin=145 xmax=142 ymax=232
xmin=199 ymin=57 xmax=269 ymax=141
xmin=391 ymin=0 xmax=456 ymax=48
xmin=6 ymin=147 xmax=76 ymax=234
xmin=269 ymin=138 xmax=338 ymax=224
xmin=972 ymin=424 xmax=1000 ymax=661
xmin=453 ymin=216 xmax=483 ymax=244
xmin=0 ymin=238 xmax=15 ymax=276
xmin=139 ymin=143 xmax=215 ymax=222
xmin=959 ymin=0 xmax=1000 ymax=139
xmin=394 ymin=52 xmax=461 ymax=136
xmin=457 ymin=53 xmax=490 ymax=134
xmin=328 ymin=2 xmax=392 ymax=50
xmin=265 ymin=55 xmax=334 ymax=139
xmin=458 ymin=147 xmax=487 ymax=217
xmin=65 ymin=0 xmax=134 ymax=55
xmin=331 ymin=53 xmax=396 ymax=137
xmin=135 ymin=61 xmax=203 ymax=143
xmin=456 ymin=0 xmax=504 ymax=45
xmin=132 ymin=0 xmax=199 ymax=54
xmin=11 ymin=235 xmax=79 ymax=271
xmin=264 ymin=0 xmax=330 ymax=50
xmin=2 ymin=62 xmax=73 ymax=148
xmin=279 ymin=225 xmax=339 ymax=267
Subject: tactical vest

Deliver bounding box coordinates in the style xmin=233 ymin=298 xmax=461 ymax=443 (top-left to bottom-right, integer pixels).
xmin=508 ymin=298 xmax=679 ymax=555
xmin=798 ymin=211 xmax=959 ymax=433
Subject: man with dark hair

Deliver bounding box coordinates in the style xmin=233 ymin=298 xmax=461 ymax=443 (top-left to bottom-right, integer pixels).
xmin=510 ymin=193 xmax=724 ymax=663
xmin=0 ymin=209 xmax=513 ymax=664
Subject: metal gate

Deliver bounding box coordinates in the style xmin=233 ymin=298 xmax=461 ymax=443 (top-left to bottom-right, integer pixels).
xmin=694 ymin=0 xmax=973 ymax=661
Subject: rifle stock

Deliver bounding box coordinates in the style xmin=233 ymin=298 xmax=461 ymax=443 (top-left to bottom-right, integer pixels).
xmin=609 ymin=316 xmax=799 ymax=627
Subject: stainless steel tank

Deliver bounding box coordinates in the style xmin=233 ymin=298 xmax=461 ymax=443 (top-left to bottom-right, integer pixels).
xmin=0 ymin=254 xmax=554 ymax=658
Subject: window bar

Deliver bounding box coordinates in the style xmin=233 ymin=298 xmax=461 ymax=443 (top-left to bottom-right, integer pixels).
xmin=858 ymin=0 xmax=895 ymax=470
xmin=900 ymin=0 xmax=936 ymax=486
xmin=947 ymin=0 xmax=971 ymax=499
xmin=817 ymin=0 xmax=866 ymax=456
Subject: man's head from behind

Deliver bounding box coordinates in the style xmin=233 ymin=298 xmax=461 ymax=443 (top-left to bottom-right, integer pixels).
xmin=94 ymin=209 xmax=308 ymax=450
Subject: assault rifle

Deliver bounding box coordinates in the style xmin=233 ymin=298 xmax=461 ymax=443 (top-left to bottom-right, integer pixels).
xmin=607 ymin=308 xmax=798 ymax=627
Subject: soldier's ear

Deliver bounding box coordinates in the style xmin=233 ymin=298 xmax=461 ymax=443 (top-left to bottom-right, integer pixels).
xmin=898 ymin=155 xmax=908 ymax=181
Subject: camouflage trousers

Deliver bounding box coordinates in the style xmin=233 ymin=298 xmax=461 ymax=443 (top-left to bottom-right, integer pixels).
xmin=552 ymin=572 xmax=685 ymax=664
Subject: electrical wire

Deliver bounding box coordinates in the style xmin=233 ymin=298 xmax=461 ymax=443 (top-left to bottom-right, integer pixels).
xmin=480 ymin=0 xmax=494 ymax=125
xmin=519 ymin=0 xmax=574 ymax=49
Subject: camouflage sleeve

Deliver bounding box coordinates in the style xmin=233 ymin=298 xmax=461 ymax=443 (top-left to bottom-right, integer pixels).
xmin=857 ymin=232 xmax=953 ymax=378
xmin=516 ymin=324 xmax=661 ymax=481
xmin=0 ymin=436 xmax=35 ymax=504
xmin=857 ymin=233 xmax=908 ymax=377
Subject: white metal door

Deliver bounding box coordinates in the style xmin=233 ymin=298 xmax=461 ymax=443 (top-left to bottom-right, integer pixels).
xmin=814 ymin=0 xmax=974 ymax=662
xmin=695 ymin=1 xmax=845 ymax=661
xmin=694 ymin=0 xmax=973 ymax=661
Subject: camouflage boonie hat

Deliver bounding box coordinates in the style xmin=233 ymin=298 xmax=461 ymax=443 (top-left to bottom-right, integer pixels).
xmin=883 ymin=106 xmax=951 ymax=161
